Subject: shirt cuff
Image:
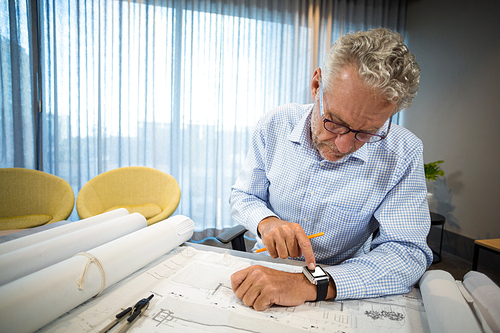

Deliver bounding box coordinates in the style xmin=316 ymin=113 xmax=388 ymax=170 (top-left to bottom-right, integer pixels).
xmin=323 ymin=264 xmax=367 ymax=300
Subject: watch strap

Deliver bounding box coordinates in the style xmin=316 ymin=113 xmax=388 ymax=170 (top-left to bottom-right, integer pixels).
xmin=315 ymin=277 xmax=329 ymax=301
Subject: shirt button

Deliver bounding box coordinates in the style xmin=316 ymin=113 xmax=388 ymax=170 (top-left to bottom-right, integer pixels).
xmin=303 ymin=218 xmax=308 ymax=222
xmin=320 ymin=162 xmax=325 ymax=167
xmin=310 ymin=191 xmax=315 ymax=196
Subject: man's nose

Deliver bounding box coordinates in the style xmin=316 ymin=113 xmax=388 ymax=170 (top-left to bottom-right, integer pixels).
xmin=335 ymin=132 xmax=356 ymax=153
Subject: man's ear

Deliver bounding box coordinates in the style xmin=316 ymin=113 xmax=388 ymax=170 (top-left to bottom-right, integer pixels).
xmin=311 ymin=68 xmax=322 ymax=100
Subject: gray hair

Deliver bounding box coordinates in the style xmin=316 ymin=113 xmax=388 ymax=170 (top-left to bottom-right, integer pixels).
xmin=322 ymin=28 xmax=420 ymax=113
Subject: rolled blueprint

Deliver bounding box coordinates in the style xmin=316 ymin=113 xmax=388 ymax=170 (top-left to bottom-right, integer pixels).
xmin=0 ymin=212 xmax=146 ymax=286
xmin=419 ymin=270 xmax=482 ymax=333
xmin=0 ymin=214 xmax=194 ymax=333
xmin=463 ymin=270 xmax=500 ymax=333
xmin=0 ymin=208 xmax=129 ymax=255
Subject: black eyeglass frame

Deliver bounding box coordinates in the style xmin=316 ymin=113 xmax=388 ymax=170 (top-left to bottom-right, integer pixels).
xmin=319 ymin=85 xmax=392 ymax=143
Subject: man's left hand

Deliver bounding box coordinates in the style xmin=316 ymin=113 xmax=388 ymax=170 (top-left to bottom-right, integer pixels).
xmin=230 ymin=265 xmax=316 ymax=311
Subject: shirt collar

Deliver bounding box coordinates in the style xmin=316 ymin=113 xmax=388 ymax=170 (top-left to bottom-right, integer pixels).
xmin=287 ymin=104 xmax=312 ymax=144
xmin=287 ymin=104 xmax=369 ymax=164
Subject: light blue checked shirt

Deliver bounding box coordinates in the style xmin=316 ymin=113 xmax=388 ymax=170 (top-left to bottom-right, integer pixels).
xmin=230 ymin=103 xmax=433 ymax=300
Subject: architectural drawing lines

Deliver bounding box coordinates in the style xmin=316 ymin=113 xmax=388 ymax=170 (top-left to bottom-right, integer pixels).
xmin=152 ymin=308 xmax=259 ymax=332
xmin=39 ymin=247 xmax=425 ymax=333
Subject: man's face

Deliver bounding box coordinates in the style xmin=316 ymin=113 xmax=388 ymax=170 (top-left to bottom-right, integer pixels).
xmin=310 ymin=66 xmax=396 ymax=162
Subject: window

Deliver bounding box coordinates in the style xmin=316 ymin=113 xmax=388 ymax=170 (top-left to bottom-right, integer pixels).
xmin=1 ymin=0 xmax=407 ymax=237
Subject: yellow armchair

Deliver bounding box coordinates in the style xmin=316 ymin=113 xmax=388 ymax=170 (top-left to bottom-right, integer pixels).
xmin=76 ymin=166 xmax=181 ymax=225
xmin=0 ymin=168 xmax=75 ymax=230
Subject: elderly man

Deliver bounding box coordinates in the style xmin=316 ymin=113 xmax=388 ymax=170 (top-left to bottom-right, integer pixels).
xmin=229 ymin=28 xmax=433 ymax=311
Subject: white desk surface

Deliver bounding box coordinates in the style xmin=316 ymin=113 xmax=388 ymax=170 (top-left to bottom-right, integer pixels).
xmin=32 ymin=242 xmax=429 ymax=333
xmin=1 ymin=223 xmax=430 ymax=333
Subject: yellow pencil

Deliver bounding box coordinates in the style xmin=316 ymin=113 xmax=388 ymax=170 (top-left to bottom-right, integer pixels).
xmin=254 ymin=231 xmax=325 ymax=253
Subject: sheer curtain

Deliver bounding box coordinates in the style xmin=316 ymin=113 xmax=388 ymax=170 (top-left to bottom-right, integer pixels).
xmin=0 ymin=0 xmax=36 ymax=169
xmin=2 ymin=0 xmax=406 ymax=238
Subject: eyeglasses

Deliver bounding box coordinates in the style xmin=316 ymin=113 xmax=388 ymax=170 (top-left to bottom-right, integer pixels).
xmin=319 ymin=85 xmax=391 ymax=143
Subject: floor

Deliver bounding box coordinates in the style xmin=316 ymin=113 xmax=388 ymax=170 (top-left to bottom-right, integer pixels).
xmin=193 ymin=237 xmax=500 ymax=286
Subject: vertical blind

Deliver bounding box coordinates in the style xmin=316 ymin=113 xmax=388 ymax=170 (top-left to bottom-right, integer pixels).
xmin=1 ymin=0 xmax=406 ymax=237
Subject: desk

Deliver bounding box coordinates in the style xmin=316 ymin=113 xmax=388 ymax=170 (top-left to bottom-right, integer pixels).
xmin=33 ymin=242 xmax=430 ymax=333
xmin=19 ymin=220 xmax=498 ymax=333
xmin=473 ymin=238 xmax=500 ymax=270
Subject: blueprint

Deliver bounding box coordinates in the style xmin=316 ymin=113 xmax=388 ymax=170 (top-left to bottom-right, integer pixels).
xmin=39 ymin=247 xmax=428 ymax=333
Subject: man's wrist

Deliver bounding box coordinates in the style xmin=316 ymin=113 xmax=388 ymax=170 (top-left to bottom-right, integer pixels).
xmin=296 ymin=272 xmax=335 ymax=303
xmin=299 ymin=273 xmax=318 ymax=302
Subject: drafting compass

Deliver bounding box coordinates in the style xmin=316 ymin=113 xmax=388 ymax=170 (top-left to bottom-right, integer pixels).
xmin=99 ymin=294 xmax=154 ymax=333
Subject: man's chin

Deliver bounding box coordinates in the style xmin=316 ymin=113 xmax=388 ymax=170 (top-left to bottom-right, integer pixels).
xmin=318 ymin=146 xmax=353 ymax=162
xmin=322 ymin=153 xmax=345 ymax=162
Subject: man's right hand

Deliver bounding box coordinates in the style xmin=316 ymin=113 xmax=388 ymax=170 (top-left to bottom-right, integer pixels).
xmin=257 ymin=217 xmax=316 ymax=270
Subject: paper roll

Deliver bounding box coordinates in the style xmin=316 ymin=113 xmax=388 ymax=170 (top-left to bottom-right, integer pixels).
xmin=419 ymin=270 xmax=482 ymax=333
xmin=463 ymin=270 xmax=500 ymax=333
xmin=0 ymin=212 xmax=146 ymax=286
xmin=0 ymin=208 xmax=130 ymax=255
xmin=0 ymin=214 xmax=194 ymax=333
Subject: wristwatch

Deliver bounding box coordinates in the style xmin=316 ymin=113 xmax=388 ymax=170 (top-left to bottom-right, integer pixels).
xmin=302 ymin=265 xmax=329 ymax=302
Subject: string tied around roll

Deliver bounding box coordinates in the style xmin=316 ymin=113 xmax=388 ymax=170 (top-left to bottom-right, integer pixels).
xmin=74 ymin=252 xmax=106 ymax=297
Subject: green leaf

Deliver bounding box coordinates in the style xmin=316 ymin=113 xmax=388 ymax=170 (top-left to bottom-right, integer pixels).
xmin=424 ymin=160 xmax=444 ymax=181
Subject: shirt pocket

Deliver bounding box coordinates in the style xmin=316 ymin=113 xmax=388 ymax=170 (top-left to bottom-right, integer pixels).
xmin=309 ymin=205 xmax=376 ymax=262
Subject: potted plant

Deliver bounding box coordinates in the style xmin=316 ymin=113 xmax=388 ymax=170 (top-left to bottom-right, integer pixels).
xmin=424 ymin=160 xmax=444 ymax=200
xmin=424 ymin=160 xmax=445 ymax=181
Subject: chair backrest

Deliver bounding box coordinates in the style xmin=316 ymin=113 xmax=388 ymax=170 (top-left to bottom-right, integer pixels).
xmin=0 ymin=168 xmax=75 ymax=229
xmin=76 ymin=166 xmax=181 ymax=225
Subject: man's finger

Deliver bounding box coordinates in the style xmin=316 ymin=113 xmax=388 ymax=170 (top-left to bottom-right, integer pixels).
xmin=263 ymin=235 xmax=279 ymax=259
xmin=253 ymin=293 xmax=274 ymax=311
xmin=241 ymin=288 xmax=260 ymax=308
xmin=275 ymin=237 xmax=289 ymax=259
xmin=297 ymin=233 xmax=316 ymax=269
xmin=231 ymin=267 xmax=250 ymax=293
xmin=286 ymin=236 xmax=299 ymax=258
xmin=279 ymin=223 xmax=299 ymax=259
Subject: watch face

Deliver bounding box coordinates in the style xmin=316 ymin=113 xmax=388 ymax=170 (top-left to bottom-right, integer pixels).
xmin=304 ymin=265 xmax=328 ymax=279
xmin=310 ymin=267 xmax=327 ymax=278
xmin=311 ymin=266 xmax=326 ymax=278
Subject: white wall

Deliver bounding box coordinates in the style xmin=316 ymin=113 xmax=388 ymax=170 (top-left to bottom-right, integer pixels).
xmin=403 ymin=0 xmax=500 ymax=240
